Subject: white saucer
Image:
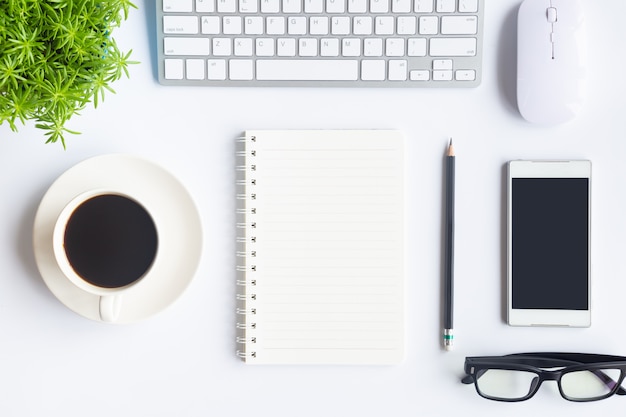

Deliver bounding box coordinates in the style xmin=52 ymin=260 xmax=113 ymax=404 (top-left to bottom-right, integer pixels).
xmin=33 ymin=154 xmax=202 ymax=323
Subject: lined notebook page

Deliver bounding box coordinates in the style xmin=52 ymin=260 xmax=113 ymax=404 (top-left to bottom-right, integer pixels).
xmin=237 ymin=130 xmax=404 ymax=364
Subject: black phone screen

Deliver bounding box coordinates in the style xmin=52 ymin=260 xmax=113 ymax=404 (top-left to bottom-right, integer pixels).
xmin=511 ymin=178 xmax=589 ymax=310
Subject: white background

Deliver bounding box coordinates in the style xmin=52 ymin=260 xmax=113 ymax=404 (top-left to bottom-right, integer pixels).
xmin=2 ymin=0 xmax=626 ymax=415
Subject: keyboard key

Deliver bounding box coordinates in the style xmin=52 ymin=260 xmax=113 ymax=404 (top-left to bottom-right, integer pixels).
xmin=299 ymin=38 xmax=318 ymax=56
xmin=385 ymin=38 xmax=405 ymax=57
xmin=458 ymin=0 xmax=478 ymax=13
xmin=163 ymin=0 xmax=192 ymax=12
xmin=217 ymin=0 xmax=237 ymax=12
xmin=239 ymin=0 xmax=258 ymax=12
xmin=414 ymin=0 xmax=433 ymax=12
xmin=433 ymin=70 xmax=453 ymax=80
xmin=433 ymin=59 xmax=452 ymax=70
xmin=267 ymin=16 xmax=286 ymax=34
xmin=348 ymin=0 xmax=367 ymax=12
xmin=370 ymin=0 xmax=389 ymax=13
xmin=223 ymin=16 xmax=243 ymax=34
xmin=320 ymin=38 xmax=340 ymax=56
xmin=230 ymin=60 xmax=254 ymax=79
xmin=256 ymin=60 xmax=359 ymax=80
xmin=164 ymin=59 xmax=184 ymax=79
xmin=261 ymin=0 xmax=280 ymax=12
xmin=196 ymin=0 xmax=215 ymax=12
xmin=455 ymin=69 xmax=476 ymax=80
xmin=244 ymin=16 xmax=263 ymax=34
xmin=163 ymin=16 xmax=199 ymax=34
xmin=397 ymin=16 xmax=417 ymax=35
xmin=326 ymin=0 xmax=346 ymax=13
xmin=304 ymin=0 xmax=324 ymax=13
xmin=436 ymin=0 xmax=455 ymax=13
xmin=310 ymin=17 xmax=330 ymax=35
xmin=283 ymin=0 xmax=302 ymax=12
xmin=388 ymin=60 xmax=407 ymax=81
xmin=410 ymin=70 xmax=430 ymax=80
xmin=419 ymin=16 xmax=438 ymax=35
xmin=430 ymin=37 xmax=477 ymax=56
xmin=212 ymin=38 xmax=232 ymax=56
xmin=342 ymin=38 xmax=361 ymax=56
xmin=186 ymin=59 xmax=206 ymax=79
xmin=164 ymin=37 xmax=210 ymax=55
xmin=407 ymin=38 xmax=427 ymax=56
xmin=288 ymin=16 xmax=307 ymax=34
xmin=277 ymin=38 xmax=297 ymax=56
xmin=441 ymin=16 xmax=478 ymax=35
xmin=375 ymin=16 xmax=394 ymax=35
xmin=364 ymin=38 xmax=383 ymax=56
xmin=361 ymin=60 xmax=385 ymax=80
xmin=201 ymin=16 xmax=220 ymax=35
xmin=331 ymin=16 xmax=351 ymax=35
xmin=208 ymin=59 xmax=227 ymax=80
xmin=392 ymin=0 xmax=411 ymax=13
xmin=256 ymin=38 xmax=275 ymax=56
xmin=353 ymin=16 xmax=373 ymax=35
xmin=235 ymin=38 xmax=254 ymax=56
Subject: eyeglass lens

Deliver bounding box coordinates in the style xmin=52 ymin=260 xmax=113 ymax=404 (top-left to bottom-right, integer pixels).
xmin=475 ymin=369 xmax=538 ymax=400
xmin=560 ymin=369 xmax=622 ymax=400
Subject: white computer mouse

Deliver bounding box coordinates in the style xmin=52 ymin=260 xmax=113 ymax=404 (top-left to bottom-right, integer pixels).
xmin=517 ymin=0 xmax=587 ymax=125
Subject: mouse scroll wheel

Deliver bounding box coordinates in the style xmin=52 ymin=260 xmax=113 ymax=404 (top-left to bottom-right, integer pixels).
xmin=547 ymin=7 xmax=557 ymax=23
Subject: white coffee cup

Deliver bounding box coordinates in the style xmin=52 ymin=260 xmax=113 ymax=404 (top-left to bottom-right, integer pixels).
xmin=52 ymin=190 xmax=159 ymax=322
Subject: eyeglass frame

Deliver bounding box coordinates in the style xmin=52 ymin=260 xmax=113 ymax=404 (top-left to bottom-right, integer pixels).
xmin=462 ymin=352 xmax=626 ymax=402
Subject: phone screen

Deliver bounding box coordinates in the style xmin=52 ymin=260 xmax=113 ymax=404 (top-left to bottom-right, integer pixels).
xmin=511 ymin=177 xmax=589 ymax=310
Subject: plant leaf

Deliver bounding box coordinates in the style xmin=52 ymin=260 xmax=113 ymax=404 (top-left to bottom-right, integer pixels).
xmin=0 ymin=0 xmax=138 ymax=147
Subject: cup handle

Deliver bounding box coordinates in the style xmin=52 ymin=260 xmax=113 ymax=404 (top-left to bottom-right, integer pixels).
xmin=99 ymin=295 xmax=122 ymax=322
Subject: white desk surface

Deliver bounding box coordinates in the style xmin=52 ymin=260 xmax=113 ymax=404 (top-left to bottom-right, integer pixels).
xmin=2 ymin=1 xmax=626 ymax=415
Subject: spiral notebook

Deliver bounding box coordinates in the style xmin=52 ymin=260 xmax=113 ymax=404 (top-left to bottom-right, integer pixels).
xmin=236 ymin=130 xmax=404 ymax=364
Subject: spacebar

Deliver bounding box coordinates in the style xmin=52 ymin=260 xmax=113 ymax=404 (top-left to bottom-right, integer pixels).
xmin=257 ymin=60 xmax=359 ymax=81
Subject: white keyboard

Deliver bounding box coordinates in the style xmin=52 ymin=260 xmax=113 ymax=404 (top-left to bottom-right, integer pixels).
xmin=157 ymin=0 xmax=483 ymax=87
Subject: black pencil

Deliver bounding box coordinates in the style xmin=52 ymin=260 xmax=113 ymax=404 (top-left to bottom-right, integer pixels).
xmin=443 ymin=139 xmax=455 ymax=351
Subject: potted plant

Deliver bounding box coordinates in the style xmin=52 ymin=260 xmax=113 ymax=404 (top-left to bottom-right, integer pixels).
xmin=0 ymin=0 xmax=137 ymax=148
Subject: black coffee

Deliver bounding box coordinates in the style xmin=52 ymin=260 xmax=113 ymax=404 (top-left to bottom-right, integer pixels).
xmin=63 ymin=194 xmax=158 ymax=288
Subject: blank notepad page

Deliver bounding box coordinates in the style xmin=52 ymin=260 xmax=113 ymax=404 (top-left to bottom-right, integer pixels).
xmin=236 ymin=130 xmax=404 ymax=364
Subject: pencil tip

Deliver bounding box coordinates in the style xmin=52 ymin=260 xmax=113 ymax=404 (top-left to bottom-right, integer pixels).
xmin=447 ymin=139 xmax=455 ymax=156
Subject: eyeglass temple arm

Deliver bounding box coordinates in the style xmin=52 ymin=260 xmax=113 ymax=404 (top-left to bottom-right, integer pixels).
xmin=461 ymin=363 xmax=486 ymax=384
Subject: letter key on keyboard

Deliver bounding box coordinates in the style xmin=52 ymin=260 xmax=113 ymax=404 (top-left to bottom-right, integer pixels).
xmin=158 ymin=0 xmax=483 ymax=86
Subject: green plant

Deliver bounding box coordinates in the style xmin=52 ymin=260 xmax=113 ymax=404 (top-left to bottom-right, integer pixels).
xmin=0 ymin=0 xmax=138 ymax=148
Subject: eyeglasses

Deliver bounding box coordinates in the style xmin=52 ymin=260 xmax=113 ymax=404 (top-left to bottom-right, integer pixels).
xmin=462 ymin=353 xmax=626 ymax=402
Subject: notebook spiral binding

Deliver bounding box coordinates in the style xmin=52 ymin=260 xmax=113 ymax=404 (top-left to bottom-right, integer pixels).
xmin=235 ymin=135 xmax=258 ymax=361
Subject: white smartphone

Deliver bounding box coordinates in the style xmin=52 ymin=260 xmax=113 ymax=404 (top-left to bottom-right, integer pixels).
xmin=507 ymin=160 xmax=591 ymax=327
